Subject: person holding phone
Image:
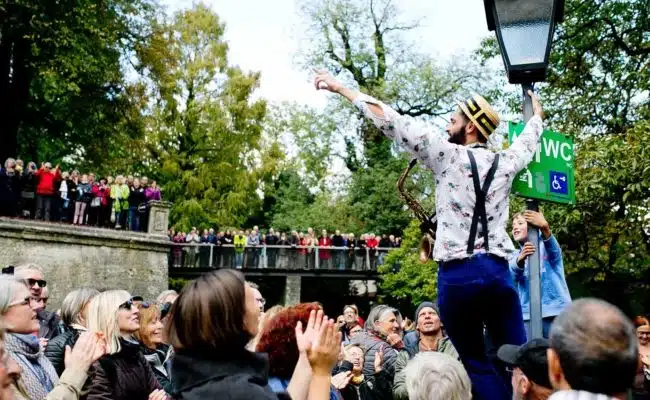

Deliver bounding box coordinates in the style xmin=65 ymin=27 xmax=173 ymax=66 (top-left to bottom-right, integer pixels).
xmin=332 ymin=345 xmax=390 ymax=400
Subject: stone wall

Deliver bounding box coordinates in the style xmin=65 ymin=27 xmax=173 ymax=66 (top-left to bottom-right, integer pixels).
xmin=0 ymin=218 xmax=170 ymax=309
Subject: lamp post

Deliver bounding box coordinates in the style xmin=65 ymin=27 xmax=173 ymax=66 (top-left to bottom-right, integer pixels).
xmin=483 ymin=0 xmax=564 ymax=339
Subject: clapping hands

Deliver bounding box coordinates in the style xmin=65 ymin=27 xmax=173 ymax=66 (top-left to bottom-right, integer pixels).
xmin=64 ymin=331 xmax=108 ymax=371
xmin=295 ymin=309 xmax=342 ymax=375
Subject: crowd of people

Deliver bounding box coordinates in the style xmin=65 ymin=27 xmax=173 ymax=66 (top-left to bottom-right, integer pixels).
xmin=0 ymin=158 xmax=162 ymax=232
xmin=168 ymin=227 xmax=403 ymax=270
xmin=0 ymin=263 xmax=648 ymax=400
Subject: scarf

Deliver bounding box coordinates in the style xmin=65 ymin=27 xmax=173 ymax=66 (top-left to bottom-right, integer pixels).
xmin=4 ymin=333 xmax=59 ymax=400
xmin=549 ymin=390 xmax=619 ymax=400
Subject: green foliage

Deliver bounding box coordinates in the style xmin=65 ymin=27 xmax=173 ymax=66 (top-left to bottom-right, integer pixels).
xmin=478 ymin=0 xmax=650 ymax=313
xmin=544 ymin=0 xmax=650 ymax=135
xmin=378 ymin=220 xmax=438 ymax=305
xmin=136 ymin=4 xmax=279 ymax=232
xmin=168 ymin=278 xmax=189 ymax=293
xmin=1 ymin=0 xmax=156 ymax=166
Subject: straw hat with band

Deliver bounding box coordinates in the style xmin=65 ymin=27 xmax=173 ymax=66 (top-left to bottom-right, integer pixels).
xmin=456 ymin=94 xmax=500 ymax=140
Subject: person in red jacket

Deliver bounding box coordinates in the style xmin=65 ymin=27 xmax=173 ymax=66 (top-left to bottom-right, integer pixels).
xmin=34 ymin=162 xmax=61 ymax=221
xmin=318 ymin=230 xmax=332 ymax=269
xmin=366 ymin=233 xmax=379 ymax=270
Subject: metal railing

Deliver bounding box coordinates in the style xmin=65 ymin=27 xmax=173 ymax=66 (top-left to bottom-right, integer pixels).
xmin=168 ymin=243 xmax=400 ymax=271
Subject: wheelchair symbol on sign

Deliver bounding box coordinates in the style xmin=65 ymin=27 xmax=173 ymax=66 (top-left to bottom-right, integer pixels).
xmin=549 ymin=171 xmax=568 ymax=195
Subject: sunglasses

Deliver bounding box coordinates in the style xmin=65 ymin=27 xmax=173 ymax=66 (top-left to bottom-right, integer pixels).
xmin=118 ymin=298 xmax=149 ymax=311
xmin=160 ymin=302 xmax=173 ymax=319
xmin=25 ymin=279 xmax=47 ymax=288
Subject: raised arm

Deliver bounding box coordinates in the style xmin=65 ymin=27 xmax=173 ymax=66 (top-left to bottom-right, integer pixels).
xmin=503 ymin=91 xmax=545 ymax=173
xmin=314 ymin=70 xmax=456 ymax=174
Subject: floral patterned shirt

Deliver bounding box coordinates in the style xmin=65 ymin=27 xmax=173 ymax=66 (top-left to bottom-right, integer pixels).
xmin=353 ymin=93 xmax=544 ymax=262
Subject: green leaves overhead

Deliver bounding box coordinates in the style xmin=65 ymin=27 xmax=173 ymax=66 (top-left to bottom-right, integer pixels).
xmin=1 ymin=0 xmax=156 ymax=167
xmin=138 ymin=4 xmax=275 ymax=232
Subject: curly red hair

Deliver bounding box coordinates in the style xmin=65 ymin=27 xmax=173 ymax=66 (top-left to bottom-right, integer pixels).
xmin=255 ymin=302 xmax=320 ymax=379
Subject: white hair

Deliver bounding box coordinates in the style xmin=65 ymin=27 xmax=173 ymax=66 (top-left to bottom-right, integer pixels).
xmin=13 ymin=263 xmax=44 ymax=279
xmin=0 ymin=275 xmax=27 ymax=315
xmin=404 ymin=352 xmax=472 ymax=400
xmin=156 ymin=290 xmax=178 ymax=304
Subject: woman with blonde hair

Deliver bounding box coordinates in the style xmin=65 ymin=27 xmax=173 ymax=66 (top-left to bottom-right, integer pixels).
xmin=45 ymin=287 xmax=99 ymax=376
xmin=85 ymin=290 xmax=165 ymax=400
xmin=133 ymin=303 xmax=172 ymax=392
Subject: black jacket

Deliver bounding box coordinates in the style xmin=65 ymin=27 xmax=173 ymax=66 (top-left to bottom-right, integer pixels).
xmin=128 ymin=187 xmax=146 ymax=208
xmin=45 ymin=328 xmax=81 ymax=376
xmin=38 ymin=309 xmax=62 ymax=340
xmin=339 ymin=371 xmax=392 ymax=400
xmin=87 ymin=338 xmax=162 ymax=400
xmin=170 ymin=348 xmax=290 ymax=400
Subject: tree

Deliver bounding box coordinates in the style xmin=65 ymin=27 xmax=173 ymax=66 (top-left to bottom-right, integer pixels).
xmin=0 ymin=0 xmax=155 ymax=165
xmin=477 ymin=0 xmax=650 ymax=314
xmin=299 ymin=0 xmax=503 ymax=168
xmin=378 ymin=219 xmax=438 ymax=311
xmin=279 ymin=0 xmax=505 ymax=243
xmin=137 ymin=4 xmax=278 ymax=231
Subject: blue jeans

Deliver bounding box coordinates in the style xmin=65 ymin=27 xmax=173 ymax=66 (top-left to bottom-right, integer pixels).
xmin=129 ymin=207 xmax=140 ymax=232
xmin=438 ymin=253 xmax=526 ymax=400
xmin=235 ymin=252 xmax=244 ymax=268
xmin=524 ymin=316 xmax=555 ymax=339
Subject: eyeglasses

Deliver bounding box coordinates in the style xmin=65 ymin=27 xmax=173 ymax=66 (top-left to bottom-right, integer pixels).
xmin=25 ymin=279 xmax=47 ymax=288
xmin=8 ymin=297 xmax=30 ymax=308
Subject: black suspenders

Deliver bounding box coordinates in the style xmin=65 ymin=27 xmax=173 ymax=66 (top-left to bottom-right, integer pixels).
xmin=466 ymin=150 xmax=500 ymax=255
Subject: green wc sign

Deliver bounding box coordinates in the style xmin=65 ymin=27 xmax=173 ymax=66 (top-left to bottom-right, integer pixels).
xmin=508 ymin=122 xmax=576 ymax=205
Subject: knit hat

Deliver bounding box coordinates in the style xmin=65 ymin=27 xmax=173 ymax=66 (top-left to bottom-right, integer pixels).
xmin=456 ymin=94 xmax=500 ymax=139
xmin=414 ymin=301 xmax=439 ymax=322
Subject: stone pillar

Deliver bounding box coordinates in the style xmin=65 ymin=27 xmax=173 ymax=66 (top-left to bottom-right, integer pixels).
xmin=284 ymin=275 xmax=302 ymax=305
xmin=147 ymin=201 xmax=172 ymax=235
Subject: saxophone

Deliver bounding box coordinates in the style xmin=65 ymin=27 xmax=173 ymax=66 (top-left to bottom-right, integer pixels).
xmin=397 ymin=159 xmax=437 ymax=263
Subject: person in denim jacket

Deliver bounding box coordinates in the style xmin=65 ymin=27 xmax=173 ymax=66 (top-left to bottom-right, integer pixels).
xmin=509 ymin=210 xmax=571 ymax=339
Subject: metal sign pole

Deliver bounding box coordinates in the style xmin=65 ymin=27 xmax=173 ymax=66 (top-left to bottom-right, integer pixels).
xmin=522 ymin=82 xmax=543 ymax=339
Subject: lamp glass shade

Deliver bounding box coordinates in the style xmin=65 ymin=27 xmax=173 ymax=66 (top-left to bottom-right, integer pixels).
xmin=500 ymin=21 xmax=550 ymax=65
xmin=489 ymin=0 xmax=557 ymax=82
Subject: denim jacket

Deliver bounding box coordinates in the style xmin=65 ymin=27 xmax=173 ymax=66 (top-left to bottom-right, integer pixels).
xmin=509 ymin=234 xmax=572 ymax=320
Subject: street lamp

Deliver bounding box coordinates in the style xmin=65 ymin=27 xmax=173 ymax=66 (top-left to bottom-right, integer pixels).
xmin=483 ymin=0 xmax=564 ymax=340
xmin=483 ymin=0 xmax=564 ymax=84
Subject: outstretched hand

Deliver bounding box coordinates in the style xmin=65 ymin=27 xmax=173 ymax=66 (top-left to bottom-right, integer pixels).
xmin=313 ymin=69 xmax=343 ymax=93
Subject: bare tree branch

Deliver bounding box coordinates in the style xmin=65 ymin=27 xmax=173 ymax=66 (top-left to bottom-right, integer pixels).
xmin=602 ymin=17 xmax=650 ymax=57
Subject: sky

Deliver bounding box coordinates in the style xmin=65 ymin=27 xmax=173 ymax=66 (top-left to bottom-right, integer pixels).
xmin=163 ymin=0 xmax=493 ymax=108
